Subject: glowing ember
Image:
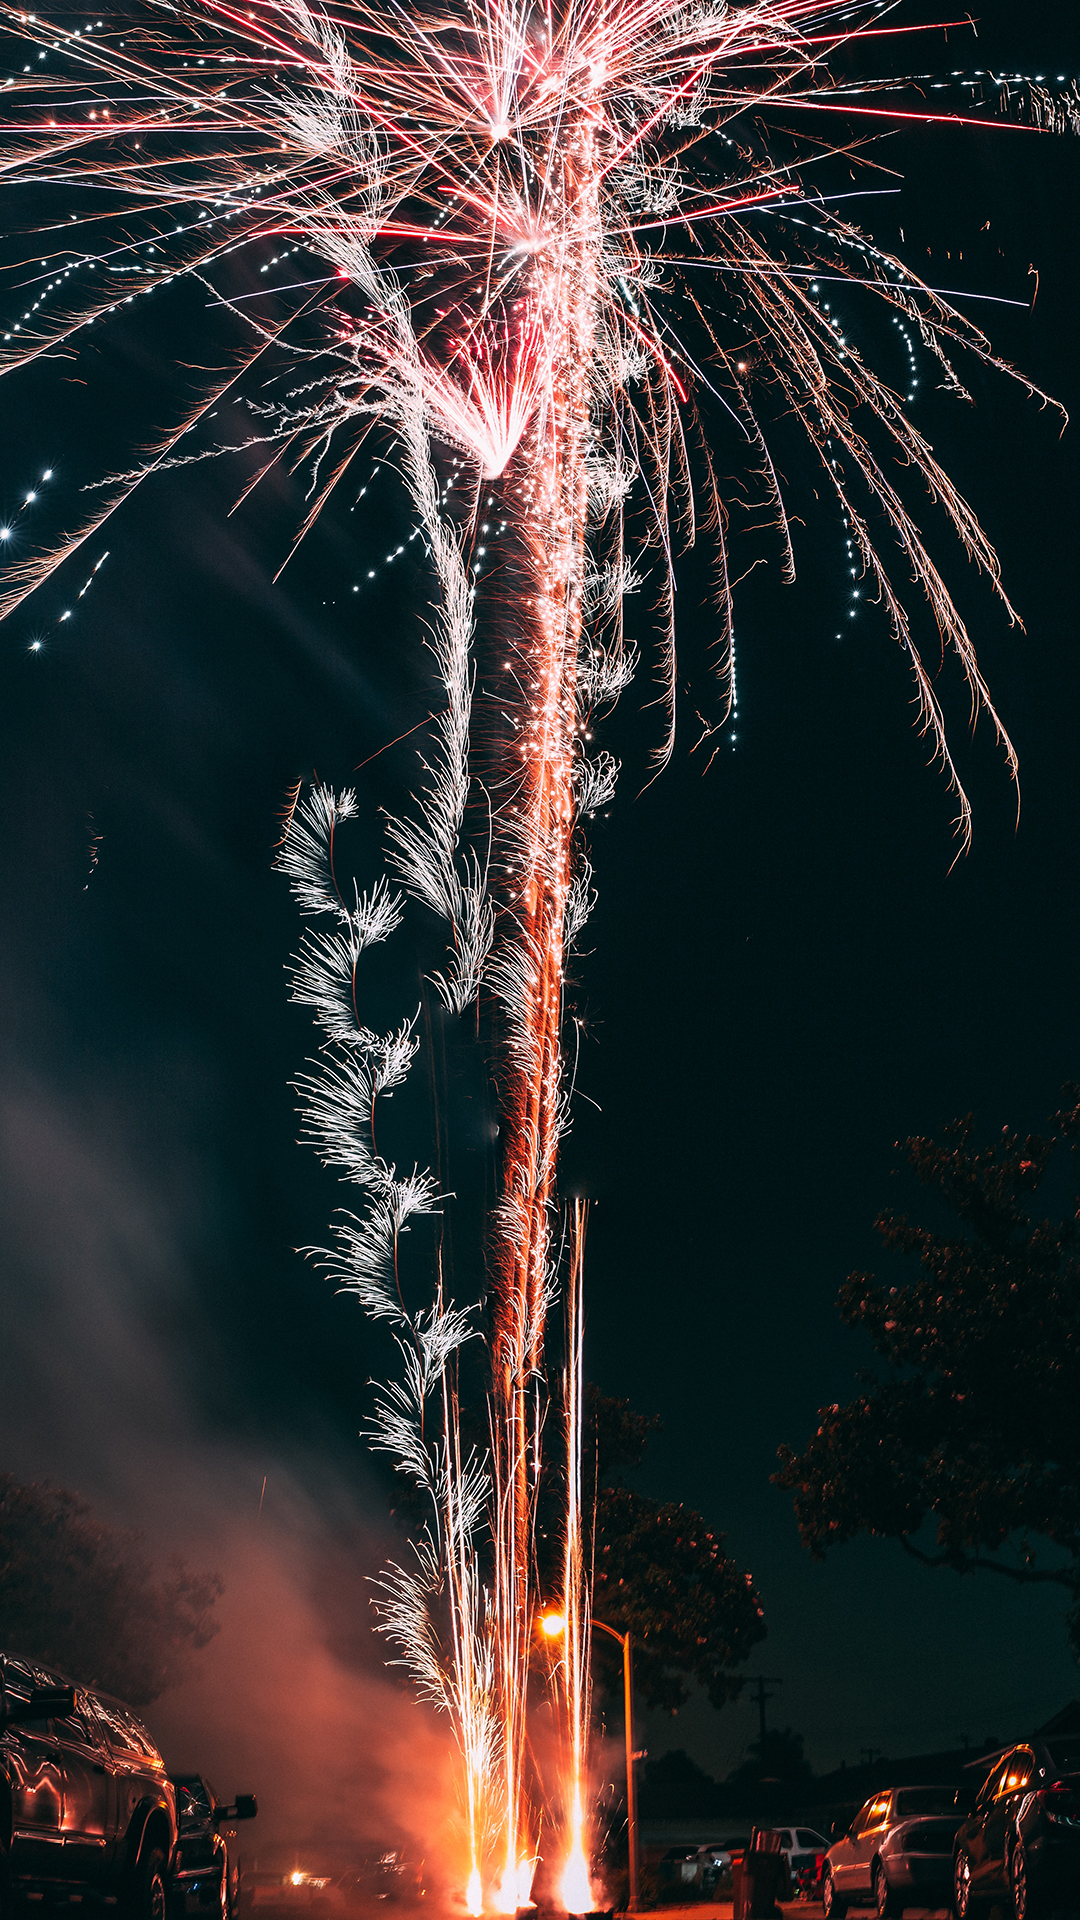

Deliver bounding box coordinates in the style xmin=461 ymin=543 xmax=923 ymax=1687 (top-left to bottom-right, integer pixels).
xmin=558 ymin=1838 xmax=594 ymax=1916
xmin=515 ymin=1857 xmax=536 ymax=1908
xmin=493 ymin=1861 xmax=520 ymax=1914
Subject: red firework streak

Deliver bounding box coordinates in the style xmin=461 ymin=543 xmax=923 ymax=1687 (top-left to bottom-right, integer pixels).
xmin=488 ymin=106 xmax=602 ymax=1904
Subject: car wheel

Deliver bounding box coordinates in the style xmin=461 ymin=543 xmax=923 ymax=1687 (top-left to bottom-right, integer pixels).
xmin=130 ymin=1846 xmax=169 ymax=1920
xmin=823 ymin=1867 xmax=848 ymax=1919
xmin=953 ymin=1850 xmax=977 ymax=1920
xmin=873 ymin=1861 xmax=902 ymax=1918
xmin=1010 ymin=1843 xmax=1044 ymax=1920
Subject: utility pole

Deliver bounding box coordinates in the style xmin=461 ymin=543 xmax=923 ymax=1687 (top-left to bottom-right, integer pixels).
xmin=623 ymin=1631 xmax=640 ymax=1915
xmin=593 ymin=1621 xmax=641 ymax=1912
xmin=746 ymin=1676 xmax=783 ymax=1747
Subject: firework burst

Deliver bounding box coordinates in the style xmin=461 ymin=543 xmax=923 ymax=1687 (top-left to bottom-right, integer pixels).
xmin=0 ymin=0 xmax=1069 ymax=1902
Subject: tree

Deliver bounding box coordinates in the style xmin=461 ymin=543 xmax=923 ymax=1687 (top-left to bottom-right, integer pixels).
xmin=0 ymin=1472 xmax=224 ymax=1704
xmin=576 ymin=1388 xmax=766 ymax=1712
xmin=592 ymin=1485 xmax=767 ymax=1711
xmin=727 ymin=1727 xmax=814 ymax=1798
xmin=639 ymin=1748 xmax=723 ymax=1819
xmin=774 ymin=1087 xmax=1080 ymax=1652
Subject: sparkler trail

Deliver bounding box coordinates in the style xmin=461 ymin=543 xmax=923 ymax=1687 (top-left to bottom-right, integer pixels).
xmin=0 ymin=0 xmax=1071 ymax=1903
xmin=557 ymin=1202 xmax=594 ymax=1918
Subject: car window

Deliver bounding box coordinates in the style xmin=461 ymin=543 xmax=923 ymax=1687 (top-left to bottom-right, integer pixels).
xmin=796 ymin=1831 xmax=826 ymax=1850
xmin=176 ymin=1778 xmax=214 ymax=1818
xmin=975 ymin=1764 xmax=1002 ymax=1810
xmin=851 ymin=1801 xmax=877 ymax=1836
xmin=862 ymin=1797 xmax=891 ymax=1832
xmin=998 ymin=1751 xmax=1034 ymax=1797
xmin=93 ymin=1697 xmax=163 ymax=1765
xmin=894 ymin=1790 xmax=961 ymax=1818
xmin=53 ymin=1697 xmax=108 ymax=1752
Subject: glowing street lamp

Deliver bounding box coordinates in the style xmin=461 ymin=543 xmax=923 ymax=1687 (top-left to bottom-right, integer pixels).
xmin=539 ymin=1614 xmax=640 ymax=1913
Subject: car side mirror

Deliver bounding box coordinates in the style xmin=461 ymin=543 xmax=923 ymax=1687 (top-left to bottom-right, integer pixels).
xmin=1 ymin=1686 xmax=76 ymax=1726
xmin=216 ymin=1796 xmax=258 ymax=1824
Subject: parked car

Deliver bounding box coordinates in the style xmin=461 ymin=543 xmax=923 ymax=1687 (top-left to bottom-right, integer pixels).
xmin=0 ymin=1650 xmax=177 ymax=1920
xmin=333 ymin=1851 xmax=427 ymax=1907
xmin=659 ymin=1845 xmax=704 ymax=1888
xmin=772 ymin=1828 xmax=830 ymax=1885
xmin=822 ymin=1786 xmax=971 ymax=1919
xmin=171 ymin=1773 xmax=257 ymax=1920
xmin=244 ymin=1867 xmax=347 ymax=1916
xmin=953 ymin=1737 xmax=1080 ymax=1920
xmin=697 ymin=1840 xmax=751 ymax=1888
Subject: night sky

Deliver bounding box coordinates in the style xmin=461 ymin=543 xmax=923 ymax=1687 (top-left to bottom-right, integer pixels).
xmin=2 ymin=0 xmax=1079 ymax=1811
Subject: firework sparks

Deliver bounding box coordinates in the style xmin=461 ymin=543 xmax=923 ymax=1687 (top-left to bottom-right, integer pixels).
xmin=556 ymin=1202 xmax=595 ymax=1916
xmin=0 ymin=0 xmax=1067 ymax=1903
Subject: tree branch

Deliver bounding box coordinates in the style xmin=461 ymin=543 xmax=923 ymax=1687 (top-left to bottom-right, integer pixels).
xmin=898 ymin=1535 xmax=1077 ymax=1590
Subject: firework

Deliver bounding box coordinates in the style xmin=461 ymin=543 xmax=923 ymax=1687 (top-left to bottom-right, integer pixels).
xmin=0 ymin=0 xmax=1068 ymax=1903
xmin=556 ymin=1204 xmax=595 ymax=1918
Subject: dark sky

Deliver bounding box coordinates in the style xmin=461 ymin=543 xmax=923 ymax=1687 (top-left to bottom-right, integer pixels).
xmin=1 ymin=0 xmax=1079 ymax=1801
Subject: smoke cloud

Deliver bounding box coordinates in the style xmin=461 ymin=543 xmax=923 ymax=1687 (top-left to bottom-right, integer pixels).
xmin=0 ymin=1067 xmax=459 ymax=1875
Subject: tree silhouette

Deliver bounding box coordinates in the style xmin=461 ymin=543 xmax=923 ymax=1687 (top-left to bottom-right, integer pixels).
xmin=537 ymin=1387 xmax=766 ymax=1712
xmin=775 ymin=1087 xmax=1080 ymax=1653
xmin=0 ymin=1472 xmax=223 ymax=1704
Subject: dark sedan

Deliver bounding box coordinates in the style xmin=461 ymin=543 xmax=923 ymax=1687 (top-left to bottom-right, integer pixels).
xmin=171 ymin=1774 xmax=257 ymax=1920
xmin=953 ymin=1737 xmax=1080 ymax=1920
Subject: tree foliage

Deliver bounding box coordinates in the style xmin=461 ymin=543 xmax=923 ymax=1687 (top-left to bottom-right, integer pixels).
xmin=0 ymin=1472 xmax=224 ymax=1704
xmin=727 ymin=1727 xmax=814 ymax=1797
xmin=774 ymin=1088 xmax=1080 ymax=1651
xmin=575 ymin=1388 xmax=766 ymax=1713
xmin=592 ymin=1484 xmax=766 ymax=1712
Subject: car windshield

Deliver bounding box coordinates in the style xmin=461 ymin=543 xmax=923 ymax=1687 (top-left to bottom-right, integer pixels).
xmin=894 ymin=1791 xmax=960 ymax=1818
xmin=176 ymin=1778 xmax=214 ymax=1818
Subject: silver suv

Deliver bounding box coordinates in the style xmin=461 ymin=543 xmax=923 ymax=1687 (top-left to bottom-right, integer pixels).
xmin=822 ymin=1786 xmax=971 ymax=1919
xmin=1 ymin=1651 xmax=177 ymax=1920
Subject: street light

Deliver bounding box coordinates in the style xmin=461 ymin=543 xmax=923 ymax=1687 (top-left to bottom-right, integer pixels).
xmin=539 ymin=1614 xmax=641 ymax=1913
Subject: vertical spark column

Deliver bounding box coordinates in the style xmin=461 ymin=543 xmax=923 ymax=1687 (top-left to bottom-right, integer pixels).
xmin=558 ymin=1199 xmax=594 ymax=1914
xmin=489 ymin=101 xmax=603 ymax=1909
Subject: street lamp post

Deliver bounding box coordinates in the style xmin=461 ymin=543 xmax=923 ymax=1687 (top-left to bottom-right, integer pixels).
xmin=592 ymin=1621 xmax=640 ymax=1913
xmin=539 ymin=1612 xmax=641 ymax=1913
